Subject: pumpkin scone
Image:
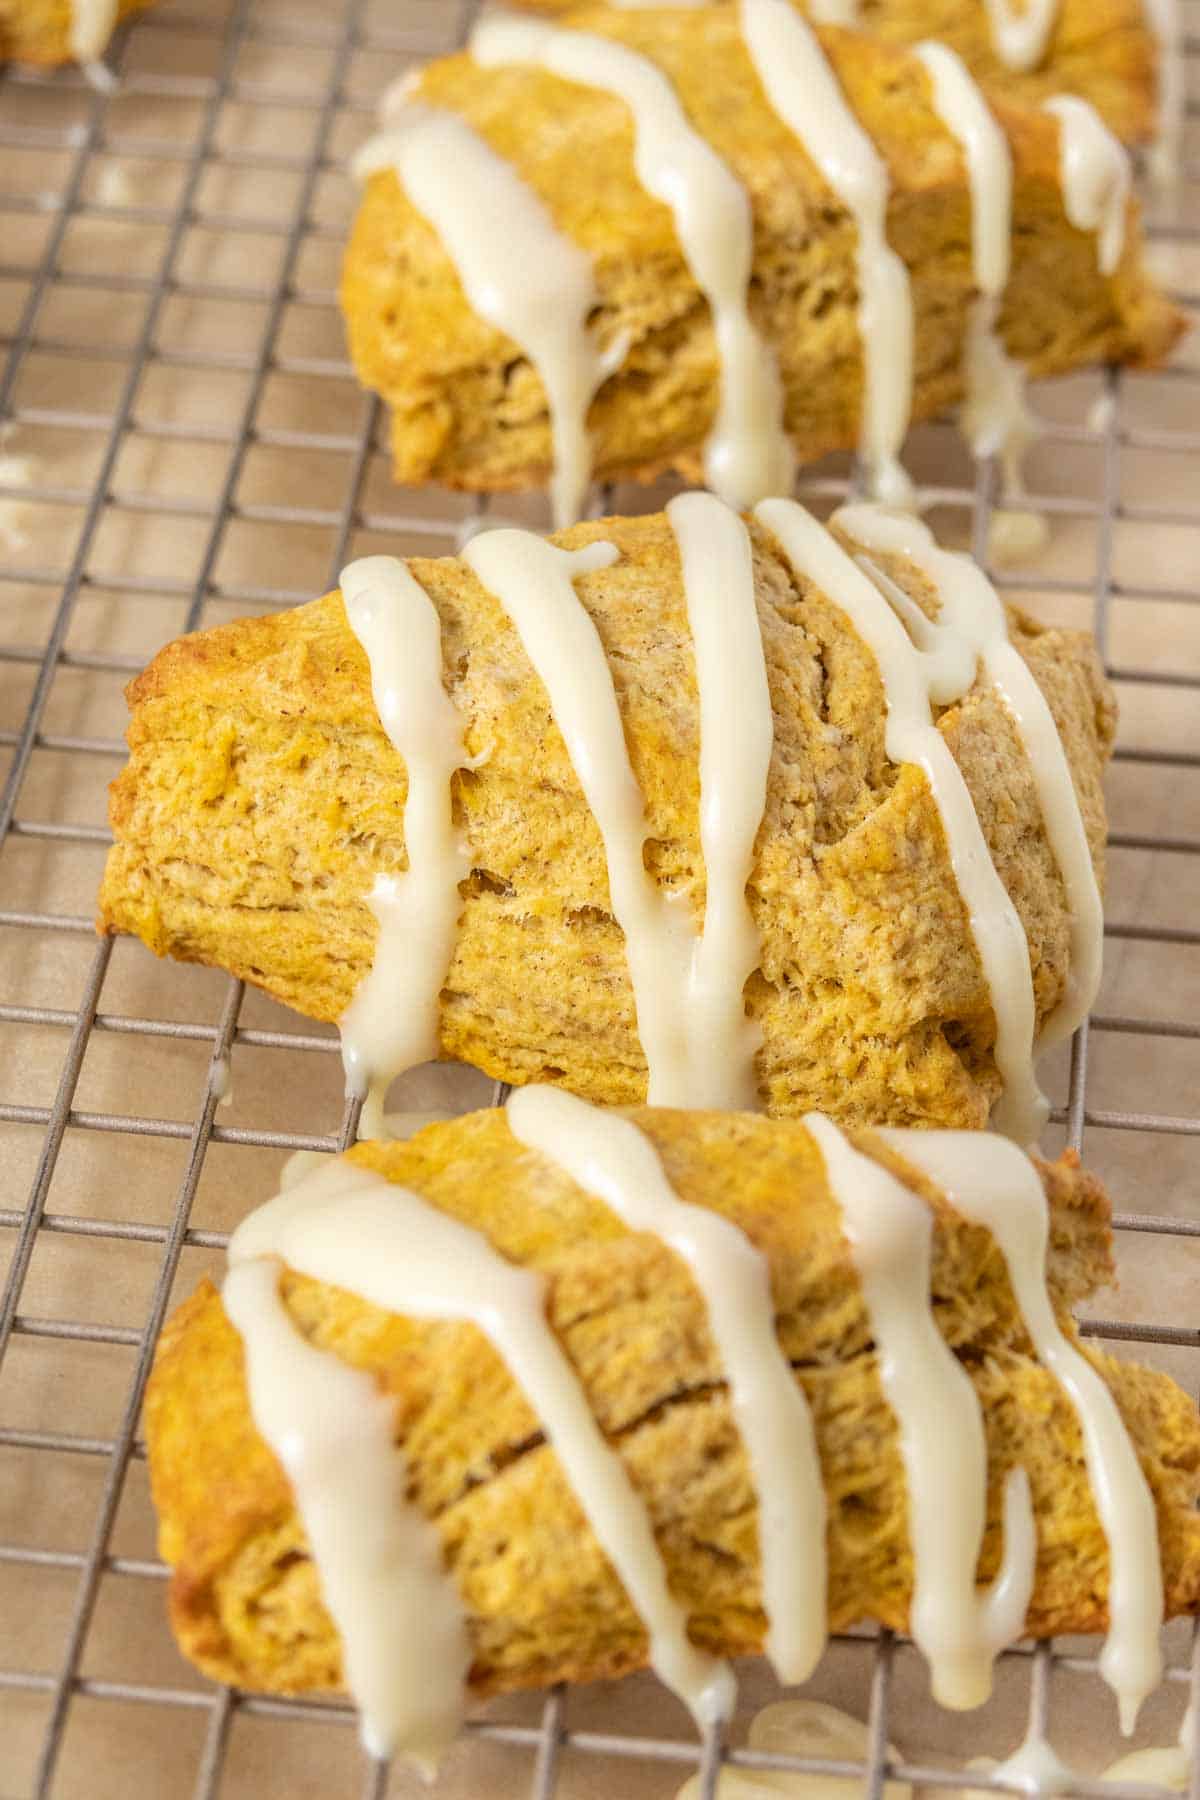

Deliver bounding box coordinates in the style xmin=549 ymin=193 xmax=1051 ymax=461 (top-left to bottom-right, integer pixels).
xmin=100 ymin=498 xmax=1112 ymax=1138
xmin=517 ymin=0 xmax=1162 ymax=149
xmin=0 ymin=0 xmax=154 ymax=64
xmin=146 ymin=1100 xmax=1200 ymax=1762
xmin=341 ymin=5 xmax=1182 ymax=525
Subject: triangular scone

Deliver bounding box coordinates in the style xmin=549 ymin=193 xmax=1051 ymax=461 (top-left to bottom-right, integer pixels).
xmin=99 ymin=503 xmax=1114 ymax=1130
xmin=146 ymin=1111 xmax=1200 ymax=1711
xmin=342 ymin=11 xmax=1181 ymax=516
xmin=0 ymin=0 xmax=154 ymax=65
xmin=518 ymin=0 xmax=1160 ymax=147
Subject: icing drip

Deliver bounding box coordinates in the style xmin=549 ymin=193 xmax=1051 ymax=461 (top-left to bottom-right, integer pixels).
xmin=471 ymin=15 xmax=794 ymax=509
xmin=667 ymin=491 xmax=770 ymax=1109
xmin=915 ymin=43 xmax=1037 ymax=503
xmin=884 ymin=1129 xmax=1165 ymax=1733
xmin=462 ymin=528 xmax=700 ymax=1101
xmin=834 ymin=504 xmax=1102 ymax=1053
xmin=231 ymin=1156 xmax=735 ymax=1732
xmin=508 ymin=1085 xmax=827 ymax=1683
xmin=754 ymin=497 xmax=1045 ymax=1143
xmin=352 ymin=109 xmax=612 ymax=529
xmin=339 ymin=556 xmax=470 ymax=1140
xmin=1043 ymin=97 xmax=1130 ymax=276
xmin=69 ymin=0 xmax=119 ymax=62
xmin=1142 ymin=0 xmax=1183 ymax=188
xmin=739 ymin=0 xmax=915 ymax=507
xmin=806 ymin=1116 xmax=1036 ymax=1710
xmin=224 ymin=1205 xmax=470 ymax=1771
xmin=981 ymin=0 xmax=1061 ymax=73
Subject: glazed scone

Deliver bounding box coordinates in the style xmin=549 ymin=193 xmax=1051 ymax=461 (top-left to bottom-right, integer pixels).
xmin=0 ymin=0 xmax=153 ymax=64
xmin=99 ymin=502 xmax=1114 ymax=1129
xmin=146 ymin=1108 xmax=1200 ymax=1721
xmin=341 ymin=10 xmax=1182 ymax=515
xmin=517 ymin=0 xmax=1159 ymax=147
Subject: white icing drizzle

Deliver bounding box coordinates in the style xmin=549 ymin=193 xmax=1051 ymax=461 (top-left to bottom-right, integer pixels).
xmin=986 ymin=1732 xmax=1077 ymax=1796
xmin=667 ymin=491 xmax=770 ymax=1109
xmin=69 ymin=0 xmax=118 ymax=62
xmin=231 ymin=1155 xmax=735 ymax=1732
xmin=739 ymin=0 xmax=915 ymax=508
xmin=883 ymin=1129 xmax=1165 ymax=1734
xmin=1043 ymin=97 xmax=1131 ymax=277
xmin=806 ymin=0 xmax=861 ymax=22
xmin=754 ymin=497 xmax=1045 ymax=1143
xmin=1143 ymin=0 xmax=1184 ymax=188
xmin=981 ymin=0 xmax=1062 ymax=73
xmin=352 ymin=109 xmax=613 ymax=530
xmin=463 ymin=527 xmax=701 ymax=1102
xmin=915 ymin=42 xmax=1036 ymax=502
xmin=471 ymin=14 xmax=794 ymax=509
xmin=834 ymin=504 xmax=1102 ymax=1054
xmin=224 ymin=1230 xmax=470 ymax=1771
xmin=507 ymin=1085 xmax=827 ymax=1683
xmin=338 ymin=556 xmax=470 ymax=1141
xmin=805 ymin=1115 xmax=1036 ymax=1710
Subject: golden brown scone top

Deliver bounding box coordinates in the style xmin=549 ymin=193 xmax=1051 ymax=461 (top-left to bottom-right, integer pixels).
xmin=342 ymin=10 xmax=1180 ymax=502
xmin=515 ymin=0 xmax=1158 ymax=146
xmin=100 ymin=508 xmax=1115 ymax=1126
xmin=145 ymin=1110 xmax=1200 ymax=1708
xmin=0 ymin=0 xmax=152 ymax=64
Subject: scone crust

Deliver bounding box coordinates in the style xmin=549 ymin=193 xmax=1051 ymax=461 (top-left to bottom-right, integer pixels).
xmin=339 ymin=13 xmax=1182 ymax=502
xmin=100 ymin=510 xmax=1115 ymax=1127
xmin=517 ymin=0 xmax=1159 ymax=146
xmin=0 ymin=0 xmax=152 ymax=64
xmin=145 ymin=1112 xmax=1200 ymax=1704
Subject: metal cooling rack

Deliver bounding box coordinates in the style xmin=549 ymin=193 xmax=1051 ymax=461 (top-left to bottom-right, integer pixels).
xmin=0 ymin=0 xmax=1198 ymax=1794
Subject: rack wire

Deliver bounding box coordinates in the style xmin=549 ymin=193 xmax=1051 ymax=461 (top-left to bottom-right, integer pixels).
xmin=0 ymin=0 xmax=1198 ymax=1794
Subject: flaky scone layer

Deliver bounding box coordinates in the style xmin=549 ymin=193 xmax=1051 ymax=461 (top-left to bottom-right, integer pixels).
xmin=100 ymin=510 xmax=1114 ymax=1127
xmin=341 ymin=13 xmax=1182 ymax=503
xmin=518 ymin=0 xmax=1158 ymax=146
xmin=145 ymin=1110 xmax=1200 ymax=1703
xmin=0 ymin=0 xmax=152 ymax=64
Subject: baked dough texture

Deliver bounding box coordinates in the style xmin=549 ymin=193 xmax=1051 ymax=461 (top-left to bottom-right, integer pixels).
xmin=340 ymin=12 xmax=1183 ymax=506
xmin=518 ymin=0 xmax=1159 ymax=147
xmin=0 ymin=0 xmax=152 ymax=64
xmin=145 ymin=1109 xmax=1200 ymax=1704
xmin=100 ymin=510 xmax=1114 ymax=1128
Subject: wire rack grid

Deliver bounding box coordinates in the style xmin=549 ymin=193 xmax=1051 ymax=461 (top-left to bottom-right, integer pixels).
xmin=0 ymin=0 xmax=1198 ymax=1795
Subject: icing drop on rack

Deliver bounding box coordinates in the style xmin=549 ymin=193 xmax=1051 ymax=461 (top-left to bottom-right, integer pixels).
xmin=69 ymin=0 xmax=118 ymax=61
xmin=834 ymin=504 xmax=1102 ymax=1053
xmin=914 ymin=42 xmax=1036 ymax=503
xmin=352 ymin=108 xmax=613 ymax=530
xmin=338 ymin=556 xmax=470 ymax=1140
xmin=507 ymin=1085 xmax=827 ymax=1683
xmin=805 ymin=1115 xmax=1036 ymax=1709
xmin=1043 ymin=97 xmax=1131 ymax=276
xmin=754 ymin=497 xmax=1045 ymax=1143
xmin=739 ymin=0 xmax=915 ymax=508
xmin=667 ymin=491 xmax=770 ymax=1109
xmin=981 ymin=0 xmax=1061 ymax=73
xmin=471 ymin=14 xmax=795 ymax=510
xmin=1142 ymin=0 xmax=1184 ymax=188
xmin=224 ymin=1171 xmax=471 ymax=1771
xmin=883 ymin=1129 xmax=1165 ymax=1733
xmin=230 ymin=1154 xmax=736 ymax=1734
